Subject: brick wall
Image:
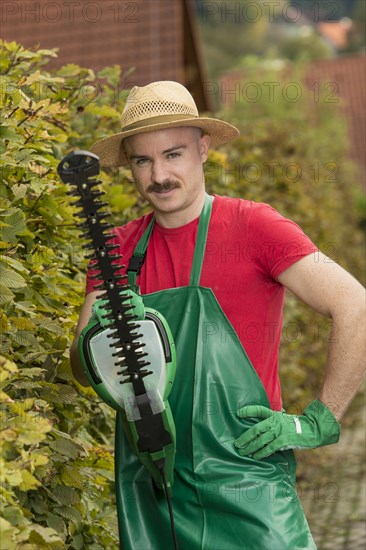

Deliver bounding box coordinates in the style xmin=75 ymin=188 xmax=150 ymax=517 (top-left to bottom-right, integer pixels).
xmin=304 ymin=55 xmax=366 ymax=187
xmin=1 ymin=0 xmax=185 ymax=87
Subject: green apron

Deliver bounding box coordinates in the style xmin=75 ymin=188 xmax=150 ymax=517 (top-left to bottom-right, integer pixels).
xmin=115 ymin=195 xmax=316 ymax=549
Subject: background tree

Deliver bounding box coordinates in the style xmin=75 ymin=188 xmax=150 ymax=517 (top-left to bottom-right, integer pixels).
xmin=195 ymin=0 xmax=284 ymax=79
xmin=288 ymin=0 xmax=357 ymax=21
xmin=345 ymin=0 xmax=366 ymax=52
xmin=194 ymin=0 xmax=365 ymax=82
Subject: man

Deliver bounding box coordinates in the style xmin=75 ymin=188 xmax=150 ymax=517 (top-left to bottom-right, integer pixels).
xmin=70 ymin=81 xmax=365 ymax=549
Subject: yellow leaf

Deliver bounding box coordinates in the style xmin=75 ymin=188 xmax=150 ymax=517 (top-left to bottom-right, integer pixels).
xmin=0 ymin=517 xmax=18 ymax=550
xmin=0 ymin=389 xmax=13 ymax=401
xmin=20 ymin=448 xmax=49 ymax=469
xmin=21 ymin=469 xmax=41 ymax=490
xmin=0 ymin=356 xmax=17 ymax=375
xmin=30 ymin=453 xmax=49 ymax=468
xmin=9 ymin=317 xmax=36 ymax=331
xmin=4 ymin=470 xmax=23 ymax=487
xmin=23 ymin=70 xmax=41 ymax=86
xmin=0 ymin=428 xmax=17 ymax=444
xmin=17 ymin=416 xmax=53 ymax=445
xmin=28 ymin=162 xmax=49 ymax=175
xmin=23 ymin=398 xmax=35 ymax=410
xmin=0 ymin=312 xmax=10 ymax=332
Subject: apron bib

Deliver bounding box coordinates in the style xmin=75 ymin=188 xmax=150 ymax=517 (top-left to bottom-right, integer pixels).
xmin=115 ymin=195 xmax=316 ymax=549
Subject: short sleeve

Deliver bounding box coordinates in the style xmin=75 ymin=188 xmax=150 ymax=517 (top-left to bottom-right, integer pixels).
xmin=247 ymin=203 xmax=318 ymax=279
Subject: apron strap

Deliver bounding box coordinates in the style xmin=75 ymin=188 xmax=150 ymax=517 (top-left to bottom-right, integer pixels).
xmin=189 ymin=193 xmax=213 ymax=286
xmin=127 ymin=193 xmax=213 ymax=287
xmin=127 ymin=217 xmax=155 ymax=286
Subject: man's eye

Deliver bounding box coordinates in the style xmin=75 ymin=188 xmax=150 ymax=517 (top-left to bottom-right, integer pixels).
xmin=135 ymin=158 xmax=150 ymax=166
xmin=167 ymin=152 xmax=181 ymax=159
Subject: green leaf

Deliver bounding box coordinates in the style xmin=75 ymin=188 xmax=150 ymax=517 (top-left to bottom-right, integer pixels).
xmin=52 ymin=385 xmax=79 ymax=404
xmin=14 ymin=148 xmax=37 ymax=164
xmin=60 ymin=465 xmax=84 ymax=490
xmin=0 ymin=255 xmax=29 ymax=273
xmin=0 ymin=126 xmax=19 ymax=141
xmin=53 ymin=505 xmax=82 ymax=525
xmin=49 ymin=438 xmax=85 ymax=460
xmin=36 ymin=318 xmax=64 ymax=335
xmin=31 ymin=495 xmax=49 ymax=516
xmin=46 ymin=514 xmax=67 ymax=538
xmin=37 ymin=48 xmax=59 ymax=58
xmin=0 ymin=267 xmax=27 ymax=288
xmin=29 ymin=451 xmax=49 ymax=468
xmin=0 ymin=284 xmax=15 ymax=304
xmin=11 ymin=184 xmax=28 ymax=201
xmin=16 ymin=366 xmax=45 ymax=378
xmin=40 ymin=385 xmax=80 ymax=406
xmin=51 ymin=485 xmax=80 ymax=506
xmin=8 ymin=380 xmax=42 ymax=390
xmin=56 ymin=64 xmax=83 ymax=77
xmin=96 ymin=65 xmax=121 ymax=85
xmin=0 ymin=210 xmax=27 ymax=242
xmin=2 ymin=505 xmax=25 ymax=526
xmin=85 ymin=104 xmax=120 ymax=118
xmin=69 ymin=531 xmax=84 ymax=550
xmin=12 ymin=330 xmax=38 ymax=347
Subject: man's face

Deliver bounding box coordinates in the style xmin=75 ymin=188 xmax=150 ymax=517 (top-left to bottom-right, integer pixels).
xmin=123 ymin=127 xmax=210 ymax=226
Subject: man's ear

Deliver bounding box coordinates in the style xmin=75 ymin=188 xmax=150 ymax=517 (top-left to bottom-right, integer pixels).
xmin=121 ymin=141 xmax=129 ymax=164
xmin=200 ymin=134 xmax=210 ymax=162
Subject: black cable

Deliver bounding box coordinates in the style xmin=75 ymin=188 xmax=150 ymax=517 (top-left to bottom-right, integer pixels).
xmin=157 ymin=463 xmax=179 ymax=550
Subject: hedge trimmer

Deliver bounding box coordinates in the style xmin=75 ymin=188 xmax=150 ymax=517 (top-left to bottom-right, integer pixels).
xmin=58 ymin=151 xmax=177 ymax=502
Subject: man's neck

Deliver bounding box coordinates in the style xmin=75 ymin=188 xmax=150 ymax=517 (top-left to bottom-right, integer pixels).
xmin=154 ymin=192 xmax=206 ymax=228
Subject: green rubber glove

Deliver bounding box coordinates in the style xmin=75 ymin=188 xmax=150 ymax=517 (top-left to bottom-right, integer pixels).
xmin=235 ymin=399 xmax=340 ymax=460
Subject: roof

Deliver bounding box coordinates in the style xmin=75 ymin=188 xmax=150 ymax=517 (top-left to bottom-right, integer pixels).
xmin=220 ymin=54 xmax=365 ymax=187
xmin=317 ymin=20 xmax=353 ymax=49
xmin=305 ymin=55 xmax=366 ymax=186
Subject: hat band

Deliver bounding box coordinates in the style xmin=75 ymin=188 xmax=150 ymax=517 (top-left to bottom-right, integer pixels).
xmin=123 ymin=113 xmax=198 ymax=131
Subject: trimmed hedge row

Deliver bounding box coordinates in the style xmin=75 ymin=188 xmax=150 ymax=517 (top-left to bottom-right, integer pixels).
xmin=1 ymin=41 xmax=364 ymax=548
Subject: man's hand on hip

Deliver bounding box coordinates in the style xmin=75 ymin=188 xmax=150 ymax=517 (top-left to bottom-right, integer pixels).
xmin=235 ymin=399 xmax=340 ymax=460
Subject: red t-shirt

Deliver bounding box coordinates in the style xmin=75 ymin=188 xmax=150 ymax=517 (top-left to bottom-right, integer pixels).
xmin=86 ymin=195 xmax=318 ymax=409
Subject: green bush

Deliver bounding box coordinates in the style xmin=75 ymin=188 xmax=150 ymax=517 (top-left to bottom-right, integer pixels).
xmin=0 ymin=40 xmax=137 ymax=549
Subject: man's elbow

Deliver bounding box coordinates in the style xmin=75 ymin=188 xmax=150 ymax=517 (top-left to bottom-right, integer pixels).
xmin=70 ymin=338 xmax=91 ymax=387
xmin=330 ymin=285 xmax=366 ymax=333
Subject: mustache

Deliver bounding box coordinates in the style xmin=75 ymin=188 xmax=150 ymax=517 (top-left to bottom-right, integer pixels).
xmin=147 ymin=181 xmax=180 ymax=193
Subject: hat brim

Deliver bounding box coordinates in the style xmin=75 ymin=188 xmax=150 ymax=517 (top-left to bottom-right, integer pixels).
xmin=90 ymin=117 xmax=240 ymax=167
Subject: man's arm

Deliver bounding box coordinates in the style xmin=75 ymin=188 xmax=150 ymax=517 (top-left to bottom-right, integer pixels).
xmin=70 ymin=290 xmax=102 ymax=386
xmin=277 ymin=251 xmax=366 ymax=420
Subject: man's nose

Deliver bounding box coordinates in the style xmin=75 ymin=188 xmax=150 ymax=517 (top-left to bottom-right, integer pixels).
xmin=151 ymin=159 xmax=169 ymax=184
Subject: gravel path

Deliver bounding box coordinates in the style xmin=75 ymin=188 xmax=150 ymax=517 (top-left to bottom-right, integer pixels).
xmin=299 ymin=401 xmax=366 ymax=549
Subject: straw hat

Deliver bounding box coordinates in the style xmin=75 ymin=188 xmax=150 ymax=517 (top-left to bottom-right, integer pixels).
xmin=91 ymin=81 xmax=240 ymax=167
